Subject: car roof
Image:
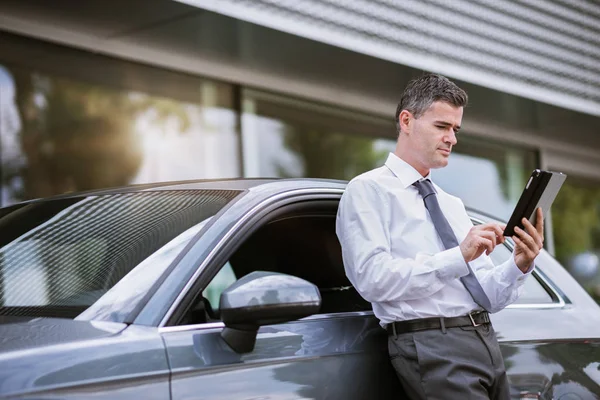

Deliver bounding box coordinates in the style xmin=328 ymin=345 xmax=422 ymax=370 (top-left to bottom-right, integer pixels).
xmin=1 ymin=178 xmax=504 ymax=223
xmin=4 ymin=178 xmax=346 ymax=203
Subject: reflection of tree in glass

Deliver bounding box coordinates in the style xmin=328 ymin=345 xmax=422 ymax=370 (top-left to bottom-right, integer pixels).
xmin=10 ymin=69 xmax=189 ymax=201
xmin=277 ymin=126 xmax=387 ymax=180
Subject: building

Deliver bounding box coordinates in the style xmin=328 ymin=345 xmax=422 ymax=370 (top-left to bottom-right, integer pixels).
xmin=0 ymin=0 xmax=599 ymax=299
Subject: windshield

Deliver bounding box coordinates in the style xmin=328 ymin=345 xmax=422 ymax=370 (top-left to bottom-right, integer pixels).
xmin=0 ymin=189 xmax=241 ymax=319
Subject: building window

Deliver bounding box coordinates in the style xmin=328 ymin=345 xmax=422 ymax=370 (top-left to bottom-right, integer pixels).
xmin=0 ymin=42 xmax=239 ymax=206
xmin=241 ymin=89 xmax=395 ymax=180
xmin=242 ymin=88 xmax=538 ymax=225
xmin=552 ymin=177 xmax=600 ymax=303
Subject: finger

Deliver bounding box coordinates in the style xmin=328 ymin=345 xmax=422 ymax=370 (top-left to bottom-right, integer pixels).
xmin=521 ymin=218 xmax=543 ymax=248
xmin=478 ymin=229 xmax=497 ymax=248
xmin=535 ymin=207 xmax=544 ymax=235
xmin=479 ymin=222 xmax=503 ymax=232
xmin=498 ymin=223 xmax=507 ymax=232
xmin=492 ymin=224 xmax=506 ymax=244
xmin=496 ymin=231 xmax=505 ymax=245
xmin=478 ymin=237 xmax=494 ymax=255
xmin=515 ymin=225 xmax=537 ymax=249
xmin=481 ymin=222 xmax=504 ymax=236
xmin=513 ymin=235 xmax=534 ymax=259
xmin=479 ymin=223 xmax=506 ymax=243
xmin=513 ymin=235 xmax=535 ymax=259
xmin=498 ymin=224 xmax=507 ymax=243
xmin=515 ymin=225 xmax=541 ymax=253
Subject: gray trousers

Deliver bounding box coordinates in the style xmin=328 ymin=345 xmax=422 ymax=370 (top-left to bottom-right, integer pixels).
xmin=388 ymin=323 xmax=510 ymax=400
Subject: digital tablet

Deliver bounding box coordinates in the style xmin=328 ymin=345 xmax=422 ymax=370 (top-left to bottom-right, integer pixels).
xmin=503 ymin=169 xmax=567 ymax=237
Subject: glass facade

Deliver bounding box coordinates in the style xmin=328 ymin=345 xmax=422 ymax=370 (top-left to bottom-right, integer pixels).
xmin=0 ymin=34 xmax=541 ymax=225
xmin=552 ymin=177 xmax=600 ymax=303
xmin=241 ymin=89 xmax=538 ymax=224
xmin=241 ymin=90 xmax=395 ymax=180
xmin=0 ymin=62 xmax=239 ymax=205
xmin=0 ymin=40 xmax=547 ymax=280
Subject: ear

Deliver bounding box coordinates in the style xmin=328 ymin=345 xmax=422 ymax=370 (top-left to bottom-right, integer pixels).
xmin=398 ymin=109 xmax=413 ymax=135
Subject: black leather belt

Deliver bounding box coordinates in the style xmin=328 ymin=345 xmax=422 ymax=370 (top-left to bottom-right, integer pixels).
xmin=386 ymin=311 xmax=490 ymax=335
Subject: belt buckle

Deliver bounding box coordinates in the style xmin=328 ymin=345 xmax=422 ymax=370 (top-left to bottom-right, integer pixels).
xmin=468 ymin=312 xmax=481 ymax=327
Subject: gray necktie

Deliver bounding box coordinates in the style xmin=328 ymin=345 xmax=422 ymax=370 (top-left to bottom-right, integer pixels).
xmin=413 ymin=179 xmax=492 ymax=311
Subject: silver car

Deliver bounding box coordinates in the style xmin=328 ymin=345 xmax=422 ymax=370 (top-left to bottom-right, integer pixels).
xmin=0 ymin=179 xmax=599 ymax=399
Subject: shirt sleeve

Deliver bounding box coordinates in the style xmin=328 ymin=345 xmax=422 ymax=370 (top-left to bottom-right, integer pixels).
xmin=469 ymin=251 xmax=533 ymax=313
xmin=450 ymin=195 xmax=534 ymax=314
xmin=336 ymin=178 xmax=470 ymax=303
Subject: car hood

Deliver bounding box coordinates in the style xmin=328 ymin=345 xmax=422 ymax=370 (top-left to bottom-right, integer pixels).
xmin=0 ymin=316 xmax=127 ymax=355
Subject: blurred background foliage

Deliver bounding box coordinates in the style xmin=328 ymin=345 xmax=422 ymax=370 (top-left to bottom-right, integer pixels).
xmin=8 ymin=69 xmax=189 ymax=200
xmin=277 ymin=127 xmax=387 ymax=180
xmin=552 ymin=179 xmax=600 ymax=302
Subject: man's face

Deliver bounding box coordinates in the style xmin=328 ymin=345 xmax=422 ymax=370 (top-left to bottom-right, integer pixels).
xmin=405 ymin=101 xmax=463 ymax=175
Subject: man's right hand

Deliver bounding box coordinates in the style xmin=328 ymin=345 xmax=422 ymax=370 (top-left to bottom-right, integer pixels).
xmin=459 ymin=223 xmax=506 ymax=263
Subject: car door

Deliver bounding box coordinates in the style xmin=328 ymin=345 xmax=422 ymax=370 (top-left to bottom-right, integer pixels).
xmin=485 ymin=236 xmax=600 ymax=399
xmin=159 ymin=195 xmax=403 ymax=399
xmin=161 ymin=310 xmax=398 ymax=399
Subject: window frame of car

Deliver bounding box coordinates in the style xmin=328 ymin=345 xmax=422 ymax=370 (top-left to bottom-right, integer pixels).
xmin=158 ymin=189 xmax=567 ymax=332
xmin=160 ymin=188 xmax=346 ymax=327
xmin=132 ymin=184 xmax=344 ymax=327
xmin=469 ymin=216 xmax=566 ymax=309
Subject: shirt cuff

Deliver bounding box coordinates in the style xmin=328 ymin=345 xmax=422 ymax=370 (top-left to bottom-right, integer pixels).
xmin=431 ymin=246 xmax=470 ymax=281
xmin=501 ymin=254 xmax=533 ymax=284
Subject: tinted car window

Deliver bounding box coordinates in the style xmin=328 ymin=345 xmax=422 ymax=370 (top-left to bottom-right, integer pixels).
xmin=204 ymin=261 xmax=236 ymax=309
xmin=192 ymin=213 xmax=371 ymax=326
xmin=0 ymin=190 xmax=240 ymax=318
xmin=78 ymin=220 xmax=212 ymax=323
xmin=488 ymin=243 xmax=556 ymax=304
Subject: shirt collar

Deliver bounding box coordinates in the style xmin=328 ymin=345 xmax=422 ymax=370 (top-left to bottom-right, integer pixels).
xmin=384 ymin=153 xmax=432 ymax=189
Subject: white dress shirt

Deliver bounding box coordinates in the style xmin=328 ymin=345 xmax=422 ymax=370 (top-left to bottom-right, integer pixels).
xmin=336 ymin=153 xmax=531 ymax=326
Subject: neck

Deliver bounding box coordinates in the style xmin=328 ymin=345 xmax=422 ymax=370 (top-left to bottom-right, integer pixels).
xmin=394 ymin=144 xmax=429 ymax=177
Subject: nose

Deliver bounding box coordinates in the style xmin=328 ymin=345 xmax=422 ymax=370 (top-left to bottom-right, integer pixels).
xmin=445 ymin=129 xmax=457 ymax=146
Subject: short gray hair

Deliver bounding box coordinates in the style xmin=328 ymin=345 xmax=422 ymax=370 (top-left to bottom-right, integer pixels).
xmin=395 ymin=74 xmax=468 ymax=134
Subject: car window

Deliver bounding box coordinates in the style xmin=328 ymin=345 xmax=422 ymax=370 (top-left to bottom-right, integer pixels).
xmin=203 ymin=261 xmax=237 ymax=309
xmin=0 ymin=190 xmax=241 ymax=319
xmin=488 ymin=243 xmax=556 ymax=304
xmin=190 ymin=213 xmax=371 ymax=325
xmin=77 ymin=219 xmax=213 ymax=322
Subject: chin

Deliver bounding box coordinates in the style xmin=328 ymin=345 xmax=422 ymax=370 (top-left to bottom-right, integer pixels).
xmin=433 ymin=159 xmax=449 ymax=169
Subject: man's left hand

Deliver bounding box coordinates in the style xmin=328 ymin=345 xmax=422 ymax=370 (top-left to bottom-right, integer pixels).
xmin=513 ymin=207 xmax=544 ymax=273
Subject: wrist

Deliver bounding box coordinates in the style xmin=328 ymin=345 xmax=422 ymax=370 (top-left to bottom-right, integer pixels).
xmin=514 ymin=256 xmax=534 ymax=274
xmin=517 ymin=265 xmax=530 ymax=274
xmin=459 ymin=243 xmax=469 ymax=263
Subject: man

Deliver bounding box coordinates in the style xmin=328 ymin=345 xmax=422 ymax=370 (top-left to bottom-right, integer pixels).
xmin=336 ymin=74 xmax=544 ymax=400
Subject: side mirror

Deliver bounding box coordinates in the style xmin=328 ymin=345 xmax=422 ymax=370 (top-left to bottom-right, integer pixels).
xmin=219 ymin=271 xmax=321 ymax=353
